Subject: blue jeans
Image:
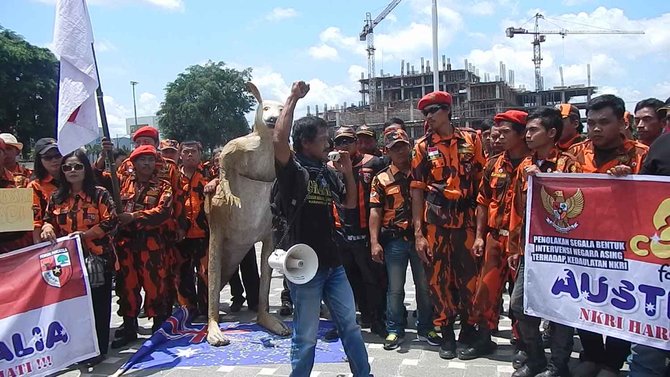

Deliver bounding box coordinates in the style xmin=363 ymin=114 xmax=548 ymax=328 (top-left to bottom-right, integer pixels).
xmin=629 ymin=343 xmax=670 ymax=377
xmin=288 ymin=266 xmax=371 ymax=377
xmin=383 ymin=238 xmax=433 ymax=336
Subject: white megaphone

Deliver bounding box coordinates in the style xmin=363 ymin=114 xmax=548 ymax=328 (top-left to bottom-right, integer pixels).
xmin=268 ymin=244 xmax=318 ymax=284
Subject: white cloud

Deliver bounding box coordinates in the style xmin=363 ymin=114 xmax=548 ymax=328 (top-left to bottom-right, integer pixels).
xmin=348 ymin=65 xmax=366 ymax=83
xmin=250 ymin=66 xmax=360 ymax=117
xmin=308 ymin=44 xmax=339 ymax=60
xmin=265 ymin=7 xmax=298 ymax=22
xmin=99 ymin=95 xmax=130 ymax=137
xmin=95 ymin=39 xmax=117 ymax=53
xmin=138 ymin=92 xmax=161 ymax=116
xmin=468 ymin=1 xmax=496 ymax=16
xmin=142 ymin=0 xmax=183 ymax=11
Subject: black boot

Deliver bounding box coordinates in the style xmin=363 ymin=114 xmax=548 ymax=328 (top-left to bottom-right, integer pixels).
xmin=458 ymin=328 xmax=497 ymax=360
xmin=512 ymin=350 xmax=528 ymax=369
xmin=111 ymin=317 xmax=137 ymax=349
xmin=458 ymin=322 xmax=477 ymax=346
xmin=439 ymin=324 xmax=457 ymax=360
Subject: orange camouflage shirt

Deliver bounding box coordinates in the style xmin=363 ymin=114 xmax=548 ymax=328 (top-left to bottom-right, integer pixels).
xmin=370 ymin=164 xmax=412 ymax=233
xmin=569 ymin=139 xmax=648 ymax=174
xmin=118 ymin=155 xmax=187 ymax=237
xmin=0 ymin=168 xmax=14 ymax=188
xmin=8 ymin=164 xmax=32 ymax=188
xmin=117 ymin=174 xmax=173 ymax=251
xmin=557 ymin=134 xmax=587 ymax=152
xmin=477 ymin=152 xmax=528 ymax=234
xmin=27 ymin=176 xmax=59 ymax=229
xmin=507 ymin=148 xmax=582 ymax=256
xmin=179 ymin=165 xmax=212 ymax=239
xmin=43 ymin=186 xmax=118 ymax=256
xmin=410 ymin=128 xmax=486 ymax=228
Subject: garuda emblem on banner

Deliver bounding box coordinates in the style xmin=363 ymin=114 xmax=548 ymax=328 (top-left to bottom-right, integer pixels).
xmin=541 ymin=186 xmax=584 ymax=234
xmin=40 ymin=248 xmax=73 ymax=288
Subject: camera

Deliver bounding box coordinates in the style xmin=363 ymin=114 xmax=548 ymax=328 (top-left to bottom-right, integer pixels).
xmin=328 ymin=151 xmax=341 ymax=162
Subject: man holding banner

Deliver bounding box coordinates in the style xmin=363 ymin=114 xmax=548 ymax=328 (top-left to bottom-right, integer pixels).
xmin=507 ymin=107 xmax=582 ymax=377
xmin=569 ymin=94 xmax=649 ymax=377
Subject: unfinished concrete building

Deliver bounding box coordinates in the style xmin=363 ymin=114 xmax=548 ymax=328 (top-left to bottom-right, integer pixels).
xmin=315 ymin=56 xmax=596 ymax=138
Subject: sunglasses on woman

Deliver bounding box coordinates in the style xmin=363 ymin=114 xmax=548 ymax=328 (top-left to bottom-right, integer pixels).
xmin=62 ymin=163 xmax=85 ymax=172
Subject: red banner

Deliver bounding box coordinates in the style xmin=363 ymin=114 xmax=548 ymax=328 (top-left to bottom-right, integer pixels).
xmin=524 ymin=173 xmax=670 ymax=350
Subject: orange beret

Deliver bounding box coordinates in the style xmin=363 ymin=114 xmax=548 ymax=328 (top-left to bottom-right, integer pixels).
xmin=129 ymin=145 xmax=157 ymax=161
xmin=417 ymin=91 xmax=453 ymax=110
xmin=494 ymin=110 xmax=528 ymax=126
xmin=132 ymin=126 xmax=159 ymax=142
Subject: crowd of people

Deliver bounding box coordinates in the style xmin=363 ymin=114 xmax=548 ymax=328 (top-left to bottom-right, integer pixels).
xmin=0 ymin=84 xmax=669 ymax=376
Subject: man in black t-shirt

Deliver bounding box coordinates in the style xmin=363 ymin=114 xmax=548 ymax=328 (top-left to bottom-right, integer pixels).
xmin=274 ymin=81 xmax=371 ymax=377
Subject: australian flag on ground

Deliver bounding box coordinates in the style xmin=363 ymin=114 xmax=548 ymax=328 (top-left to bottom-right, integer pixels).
xmin=113 ymin=307 xmax=346 ymax=375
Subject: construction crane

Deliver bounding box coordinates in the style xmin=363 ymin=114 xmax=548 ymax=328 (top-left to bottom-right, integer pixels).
xmin=506 ymin=13 xmax=644 ymax=92
xmin=359 ymin=0 xmax=402 ymax=105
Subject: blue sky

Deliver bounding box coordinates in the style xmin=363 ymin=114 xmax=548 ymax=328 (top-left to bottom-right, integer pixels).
xmin=1 ymin=0 xmax=669 ymax=137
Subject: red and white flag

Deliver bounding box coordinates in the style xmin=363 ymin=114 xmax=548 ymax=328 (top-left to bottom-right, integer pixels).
xmin=53 ymin=0 xmax=100 ymax=155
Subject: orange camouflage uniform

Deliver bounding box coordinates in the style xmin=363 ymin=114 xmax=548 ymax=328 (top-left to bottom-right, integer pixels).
xmin=557 ymin=134 xmax=587 ymax=152
xmin=469 ymin=152 xmax=527 ymax=330
xmin=115 ymin=173 xmax=173 ymax=319
xmin=8 ymin=164 xmax=32 ymax=188
xmin=175 ymin=164 xmax=212 ymax=312
xmin=43 ymin=186 xmax=118 ymax=260
xmin=410 ymin=128 xmax=486 ymax=326
xmin=369 ymin=164 xmax=412 ymax=238
xmin=507 ymin=148 xmax=582 ymax=258
xmin=118 ymin=155 xmax=185 ymax=309
xmin=567 ymin=138 xmax=645 ymax=377
xmin=28 ymin=176 xmax=59 ymax=231
xmin=569 ymin=139 xmax=648 ymax=174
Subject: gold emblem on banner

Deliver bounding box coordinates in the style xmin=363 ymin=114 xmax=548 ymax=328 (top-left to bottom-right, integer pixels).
xmin=540 ymin=186 xmax=584 ymax=234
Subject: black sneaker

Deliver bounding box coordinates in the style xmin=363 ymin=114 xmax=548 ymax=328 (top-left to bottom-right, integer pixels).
xmin=383 ymin=333 xmax=403 ymax=350
xmin=230 ymin=301 xmax=243 ymax=313
xmin=417 ymin=330 xmax=442 ymax=346
xmin=279 ymin=301 xmax=293 ymax=316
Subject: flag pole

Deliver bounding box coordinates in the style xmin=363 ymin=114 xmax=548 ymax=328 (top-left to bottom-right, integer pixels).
xmin=90 ymin=42 xmax=121 ymax=206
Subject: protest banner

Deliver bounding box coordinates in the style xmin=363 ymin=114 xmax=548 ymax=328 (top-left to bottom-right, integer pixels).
xmin=0 ymin=237 xmax=99 ymax=376
xmin=524 ymin=173 xmax=670 ymax=350
xmin=0 ymin=188 xmax=33 ymax=232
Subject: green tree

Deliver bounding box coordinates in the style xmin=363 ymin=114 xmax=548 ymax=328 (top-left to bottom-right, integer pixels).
xmin=0 ymin=26 xmax=59 ymax=156
xmin=157 ymin=61 xmax=255 ymax=152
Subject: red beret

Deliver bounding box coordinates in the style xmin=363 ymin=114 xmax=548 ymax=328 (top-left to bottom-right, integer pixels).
xmin=129 ymin=145 xmax=158 ymax=161
xmin=132 ymin=126 xmax=159 ymax=142
xmin=0 ymin=138 xmax=5 ymax=150
xmin=417 ymin=91 xmax=453 ymax=110
xmin=494 ymin=110 xmax=528 ymax=126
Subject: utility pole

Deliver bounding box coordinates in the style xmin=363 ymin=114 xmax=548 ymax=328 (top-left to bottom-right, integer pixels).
xmin=130 ymin=81 xmax=139 ymax=130
xmin=431 ymin=0 xmax=439 ymax=92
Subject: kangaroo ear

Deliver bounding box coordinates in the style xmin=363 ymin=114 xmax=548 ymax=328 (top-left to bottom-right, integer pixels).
xmin=247 ymin=82 xmax=262 ymax=104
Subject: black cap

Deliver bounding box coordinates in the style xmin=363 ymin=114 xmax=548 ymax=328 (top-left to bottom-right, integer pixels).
xmin=34 ymin=138 xmax=59 ymax=156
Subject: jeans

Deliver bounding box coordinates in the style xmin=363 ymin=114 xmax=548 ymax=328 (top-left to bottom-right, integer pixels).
xmin=383 ymin=238 xmax=432 ymax=335
xmin=629 ymin=343 xmax=670 ymax=377
xmin=288 ymin=266 xmax=371 ymax=377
